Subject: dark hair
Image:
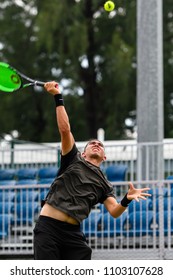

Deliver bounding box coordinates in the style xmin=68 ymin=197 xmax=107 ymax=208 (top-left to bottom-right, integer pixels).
xmin=84 ymin=139 xmax=104 ymax=151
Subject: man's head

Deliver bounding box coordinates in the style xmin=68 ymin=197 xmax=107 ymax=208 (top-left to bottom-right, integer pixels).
xmin=82 ymin=139 xmax=106 ymax=165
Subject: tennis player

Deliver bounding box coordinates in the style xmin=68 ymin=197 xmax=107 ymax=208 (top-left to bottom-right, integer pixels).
xmin=33 ymin=81 xmax=151 ymax=260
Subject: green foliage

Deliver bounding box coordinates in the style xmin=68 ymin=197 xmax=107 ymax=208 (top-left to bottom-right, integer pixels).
xmin=0 ymin=0 xmax=172 ymax=142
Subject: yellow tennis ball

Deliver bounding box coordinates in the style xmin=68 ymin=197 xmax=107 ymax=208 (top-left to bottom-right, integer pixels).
xmin=104 ymin=1 xmax=115 ymax=12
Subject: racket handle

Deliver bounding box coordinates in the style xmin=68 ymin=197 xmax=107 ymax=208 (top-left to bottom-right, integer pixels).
xmin=35 ymin=81 xmax=45 ymax=87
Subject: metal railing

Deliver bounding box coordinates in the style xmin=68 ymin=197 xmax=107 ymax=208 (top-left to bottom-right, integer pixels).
xmin=1 ymin=139 xmax=173 ymax=259
xmin=1 ymin=139 xmax=173 ymax=180
xmin=0 ymin=180 xmax=173 ymax=259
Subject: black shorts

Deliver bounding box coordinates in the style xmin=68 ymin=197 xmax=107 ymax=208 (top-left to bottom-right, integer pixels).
xmin=33 ymin=215 xmax=92 ymax=260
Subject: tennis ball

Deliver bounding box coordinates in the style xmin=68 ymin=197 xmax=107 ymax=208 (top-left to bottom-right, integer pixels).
xmin=104 ymin=1 xmax=115 ymax=12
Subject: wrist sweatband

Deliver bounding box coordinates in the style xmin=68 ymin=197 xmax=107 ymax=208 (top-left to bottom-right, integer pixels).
xmin=120 ymin=193 xmax=132 ymax=207
xmin=54 ymin=94 xmax=64 ymax=107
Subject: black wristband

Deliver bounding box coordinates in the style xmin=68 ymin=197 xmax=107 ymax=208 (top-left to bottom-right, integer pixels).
xmin=120 ymin=193 xmax=132 ymax=207
xmin=54 ymin=94 xmax=64 ymax=107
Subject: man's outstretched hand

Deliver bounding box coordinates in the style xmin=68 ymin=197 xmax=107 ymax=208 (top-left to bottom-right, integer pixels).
xmin=127 ymin=182 xmax=151 ymax=202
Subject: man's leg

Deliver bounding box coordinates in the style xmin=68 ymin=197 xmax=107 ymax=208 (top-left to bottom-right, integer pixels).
xmin=34 ymin=229 xmax=61 ymax=260
xmin=33 ymin=216 xmax=62 ymax=260
xmin=61 ymin=231 xmax=92 ymax=260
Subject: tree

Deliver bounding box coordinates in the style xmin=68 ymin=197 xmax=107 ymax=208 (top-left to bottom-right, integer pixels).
xmin=1 ymin=0 xmax=172 ymax=142
xmin=35 ymin=0 xmax=136 ymax=139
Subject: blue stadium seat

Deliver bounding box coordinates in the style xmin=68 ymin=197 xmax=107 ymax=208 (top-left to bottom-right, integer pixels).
xmin=0 ymin=180 xmax=16 ymax=186
xmin=147 ymin=187 xmax=168 ymax=198
xmin=97 ymin=211 xmax=128 ymax=237
xmin=0 ymin=202 xmax=14 ymax=214
xmin=36 ymin=167 xmax=56 ymax=203
xmin=38 ymin=167 xmax=58 ymax=178
xmin=0 ymin=169 xmax=15 ymax=180
xmin=16 ymin=189 xmax=38 ymax=202
xmin=171 ymin=189 xmax=173 ymax=197
xmin=155 ymin=211 xmax=173 ymax=236
xmin=150 ymin=196 xmax=173 ymax=212
xmin=123 ymin=211 xmax=154 ymax=237
xmin=163 ymin=197 xmax=173 ymax=211
xmin=37 ymin=178 xmax=54 ymax=184
xmin=40 ymin=189 xmax=49 ymax=200
xmin=105 ymin=164 xmax=128 ymax=182
xmin=128 ymin=199 xmax=153 ymax=213
xmin=16 ymin=179 xmax=38 ymax=185
xmin=0 ymin=169 xmax=16 ymax=186
xmin=16 ymin=168 xmax=38 ymax=181
xmin=0 ymin=191 xmax=15 ymax=202
xmin=166 ymin=175 xmax=173 ymax=189
xmin=0 ymin=214 xmax=12 ymax=239
xmin=82 ymin=210 xmax=102 ymax=237
xmin=12 ymin=202 xmax=40 ymax=225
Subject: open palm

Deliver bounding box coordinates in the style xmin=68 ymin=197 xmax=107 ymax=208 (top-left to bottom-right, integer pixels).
xmin=127 ymin=182 xmax=151 ymax=202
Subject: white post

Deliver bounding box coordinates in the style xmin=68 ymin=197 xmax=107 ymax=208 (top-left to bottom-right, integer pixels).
xmin=137 ymin=0 xmax=164 ymax=180
xmin=97 ymin=128 xmax=105 ymax=142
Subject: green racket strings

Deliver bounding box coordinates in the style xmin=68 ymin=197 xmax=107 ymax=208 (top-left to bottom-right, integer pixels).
xmin=0 ymin=62 xmax=22 ymax=92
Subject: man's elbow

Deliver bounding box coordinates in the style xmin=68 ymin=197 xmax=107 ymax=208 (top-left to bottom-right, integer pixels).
xmin=109 ymin=204 xmax=126 ymax=218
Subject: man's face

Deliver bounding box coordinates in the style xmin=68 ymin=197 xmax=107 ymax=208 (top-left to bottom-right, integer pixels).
xmin=82 ymin=140 xmax=106 ymax=162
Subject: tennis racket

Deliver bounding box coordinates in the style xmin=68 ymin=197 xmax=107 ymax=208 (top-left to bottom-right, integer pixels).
xmin=0 ymin=62 xmax=45 ymax=92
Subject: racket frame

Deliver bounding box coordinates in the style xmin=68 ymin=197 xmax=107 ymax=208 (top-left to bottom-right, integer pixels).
xmin=0 ymin=62 xmax=45 ymax=92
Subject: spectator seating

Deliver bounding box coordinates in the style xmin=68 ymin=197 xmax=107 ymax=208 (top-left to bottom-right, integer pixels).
xmin=105 ymin=164 xmax=128 ymax=182
xmin=147 ymin=196 xmax=173 ymax=212
xmin=0 ymin=180 xmax=16 ymax=186
xmin=123 ymin=211 xmax=154 ymax=237
xmin=0 ymin=202 xmax=14 ymax=214
xmin=163 ymin=197 xmax=173 ymax=211
xmin=171 ymin=189 xmax=173 ymax=197
xmin=0 ymin=191 xmax=15 ymax=202
xmin=1 ymin=167 xmax=173 ymax=240
xmin=12 ymin=202 xmax=40 ymax=226
xmin=148 ymin=187 xmax=168 ymax=198
xmin=82 ymin=210 xmax=102 ymax=237
xmin=15 ymin=168 xmax=38 ymax=182
xmin=16 ymin=189 xmax=39 ymax=203
xmin=15 ymin=170 xmax=39 ymax=204
xmin=40 ymin=189 xmax=49 ymax=201
xmin=155 ymin=210 xmax=173 ymax=236
xmin=37 ymin=167 xmax=57 ymax=199
xmin=0 ymin=169 xmax=15 ymax=180
xmin=16 ymin=179 xmax=38 ymax=185
xmin=97 ymin=211 xmax=128 ymax=237
xmin=37 ymin=167 xmax=58 ymax=184
xmin=166 ymin=175 xmax=173 ymax=189
xmin=128 ymin=199 xmax=153 ymax=213
xmin=0 ymin=169 xmax=16 ymax=186
xmin=0 ymin=214 xmax=12 ymax=239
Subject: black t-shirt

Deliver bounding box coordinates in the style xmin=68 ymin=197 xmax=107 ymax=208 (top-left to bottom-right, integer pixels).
xmin=44 ymin=144 xmax=116 ymax=223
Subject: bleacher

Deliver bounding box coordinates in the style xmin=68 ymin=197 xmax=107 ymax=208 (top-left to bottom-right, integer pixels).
xmin=1 ymin=141 xmax=173 ymax=259
xmin=1 ymin=165 xmax=173 ymax=258
xmin=0 ymin=167 xmax=58 ymax=252
xmin=0 ymin=164 xmax=128 ymax=254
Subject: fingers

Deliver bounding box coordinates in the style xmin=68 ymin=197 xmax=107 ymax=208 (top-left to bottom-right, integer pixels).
xmin=141 ymin=192 xmax=151 ymax=197
xmin=141 ymin=187 xmax=151 ymax=192
xmin=133 ymin=191 xmax=151 ymax=203
xmin=44 ymin=81 xmax=60 ymax=95
xmin=138 ymin=195 xmax=147 ymax=200
xmin=140 ymin=188 xmax=152 ymax=198
xmin=128 ymin=182 xmax=135 ymax=189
